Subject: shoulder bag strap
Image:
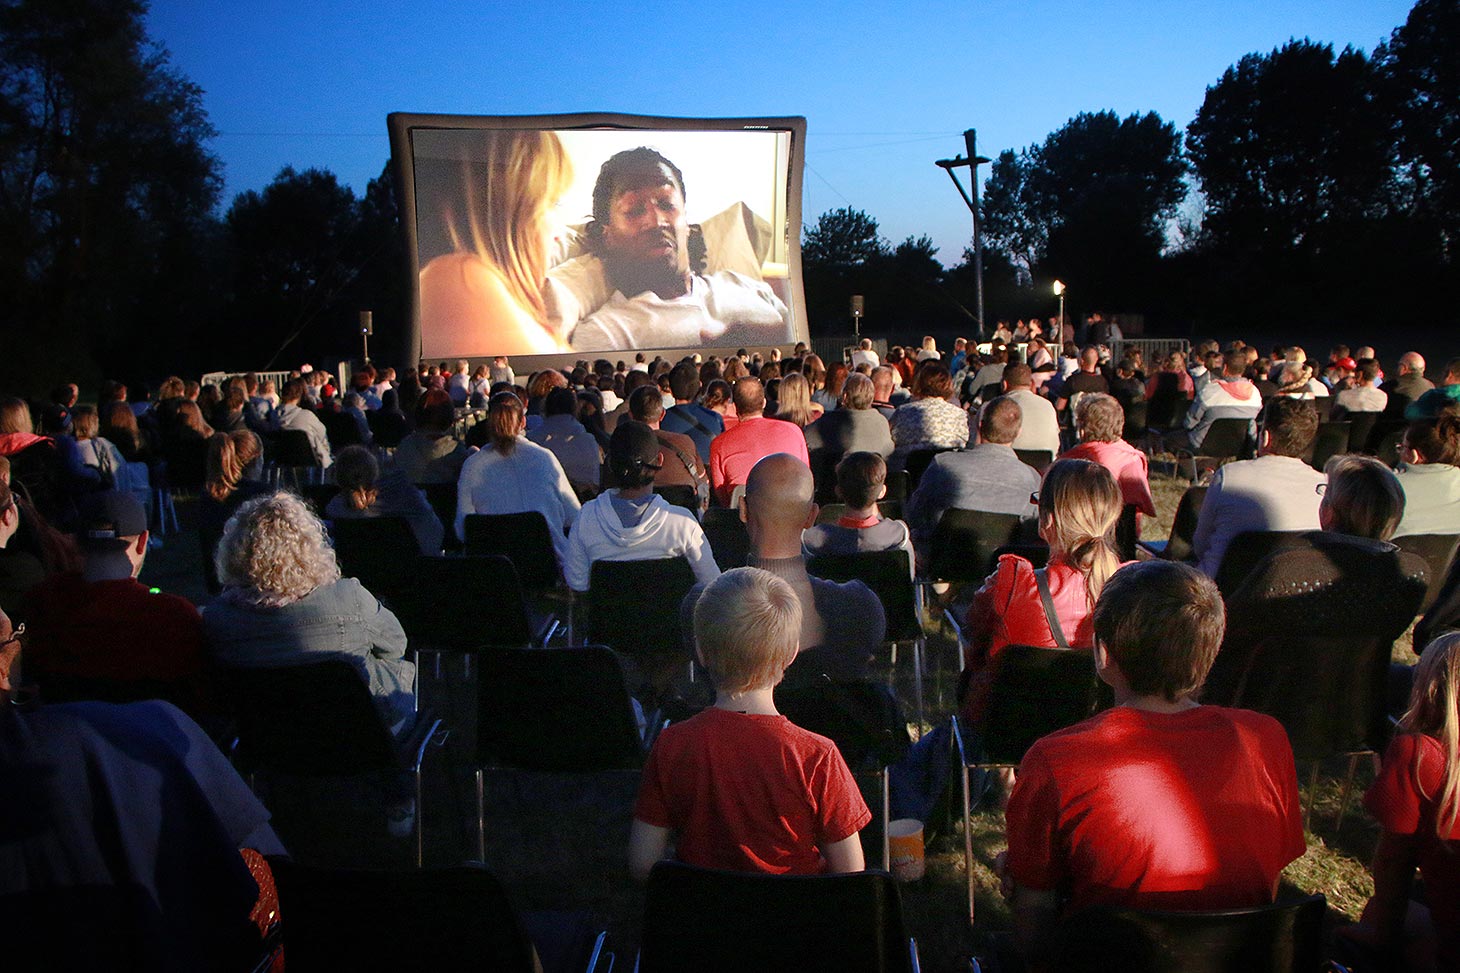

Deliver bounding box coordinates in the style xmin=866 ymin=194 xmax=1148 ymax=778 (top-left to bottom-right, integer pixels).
xmin=1034 ymin=567 xmax=1070 ymax=649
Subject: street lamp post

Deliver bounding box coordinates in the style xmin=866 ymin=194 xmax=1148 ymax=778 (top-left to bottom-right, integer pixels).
xmin=1051 ymin=280 xmax=1066 ymax=340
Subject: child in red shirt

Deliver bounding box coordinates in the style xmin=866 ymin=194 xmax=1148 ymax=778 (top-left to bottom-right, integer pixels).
xmin=629 ymin=567 xmax=871 ymax=878
xmin=1345 ymin=631 xmax=1460 ymax=971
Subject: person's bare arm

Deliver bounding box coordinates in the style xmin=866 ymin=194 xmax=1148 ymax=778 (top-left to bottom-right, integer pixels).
xmin=628 ymin=819 xmax=672 ymax=882
xmin=821 ymin=833 xmax=865 ymax=873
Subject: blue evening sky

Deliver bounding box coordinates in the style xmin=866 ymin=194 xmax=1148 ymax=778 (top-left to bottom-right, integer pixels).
xmin=147 ymin=0 xmax=1414 ymax=266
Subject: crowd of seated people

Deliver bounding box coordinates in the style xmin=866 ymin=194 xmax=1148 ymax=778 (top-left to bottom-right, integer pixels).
xmin=0 ymin=330 xmax=1456 ymax=969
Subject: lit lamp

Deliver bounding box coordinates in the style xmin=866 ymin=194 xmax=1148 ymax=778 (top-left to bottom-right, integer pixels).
xmin=1051 ymin=280 xmax=1065 ymax=338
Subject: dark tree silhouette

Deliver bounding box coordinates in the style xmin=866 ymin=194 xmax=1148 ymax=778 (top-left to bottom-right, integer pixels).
xmin=1383 ymin=0 xmax=1460 ymax=250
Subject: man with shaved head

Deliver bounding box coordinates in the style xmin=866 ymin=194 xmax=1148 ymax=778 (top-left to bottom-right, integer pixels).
xmin=1382 ymin=351 xmax=1434 ymax=420
xmin=708 ymin=377 xmax=810 ymax=506
xmin=733 ymin=453 xmax=884 ymax=684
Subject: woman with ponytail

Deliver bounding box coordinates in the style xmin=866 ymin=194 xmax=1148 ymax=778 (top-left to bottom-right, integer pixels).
xmin=454 ymin=390 xmax=580 ymax=567
xmin=960 ymin=458 xmax=1125 ymax=725
xmin=200 ymin=431 xmax=268 ymax=594
xmin=325 ymin=445 xmax=443 ymax=555
xmin=1346 ymin=631 xmax=1460 ymax=970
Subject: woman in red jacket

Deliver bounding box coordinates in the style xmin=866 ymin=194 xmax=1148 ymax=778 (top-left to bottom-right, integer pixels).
xmin=960 ymin=458 xmax=1123 ymax=725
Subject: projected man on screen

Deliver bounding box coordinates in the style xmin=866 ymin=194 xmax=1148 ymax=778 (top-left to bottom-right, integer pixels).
xmin=568 ymin=147 xmax=790 ymax=352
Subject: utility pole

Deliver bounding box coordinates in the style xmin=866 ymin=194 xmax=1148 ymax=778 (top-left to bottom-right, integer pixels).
xmin=935 ymin=129 xmax=992 ymax=339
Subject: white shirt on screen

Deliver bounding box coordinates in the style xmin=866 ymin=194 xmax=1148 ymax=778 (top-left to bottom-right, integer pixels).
xmin=568 ymin=271 xmax=789 ymax=352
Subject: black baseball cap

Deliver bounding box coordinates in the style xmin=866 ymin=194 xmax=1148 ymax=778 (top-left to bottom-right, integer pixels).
xmin=78 ymin=491 xmax=147 ymax=552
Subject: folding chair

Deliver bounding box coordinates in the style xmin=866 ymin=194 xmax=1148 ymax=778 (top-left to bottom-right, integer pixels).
xmin=701 ymin=505 xmax=750 ymax=569
xmin=472 ymin=645 xmax=649 ymax=864
xmin=903 ymin=448 xmax=949 ymax=493
xmin=267 ymin=857 xmax=608 ymax=973
xmin=640 ymin=861 xmax=921 ymax=973
xmin=807 ymin=549 xmax=926 ymax=728
xmin=776 ymin=677 xmax=912 ymax=871
xmin=926 ymin=508 xmax=1026 ymax=585
xmin=1206 ymin=536 xmax=1429 ymax=829
xmin=265 ymin=429 xmax=323 ymax=488
xmin=389 ymin=554 xmax=548 ymax=679
xmin=218 ymin=659 xmax=443 ymax=867
xmin=1052 ymin=894 xmax=1327 ymax=973
xmin=1014 ymin=449 xmax=1054 ymax=475
xmin=296 ymin=482 xmax=340 ymax=519
xmin=1136 ymin=485 xmax=1207 ymax=562
xmin=1211 ymin=530 xmax=1313 ymax=597
xmin=1114 ymin=502 xmax=1139 ymax=562
xmin=331 ymin=516 xmax=421 ymax=605
xmin=816 ymin=500 xmax=904 ymax=525
xmin=416 ymin=482 xmax=460 ymax=551
xmin=951 ymin=645 xmax=1108 ymax=924
xmin=1393 ymin=533 xmax=1460 ymax=614
xmin=1342 ymin=411 xmax=1380 ymax=456
xmin=1174 ymin=417 xmax=1251 ymax=482
xmin=585 ymin=557 xmax=698 ymax=700
xmin=1306 ymin=421 xmax=1351 ymax=472
xmin=462 ymin=512 xmax=561 ymax=594
xmin=651 ymin=483 xmax=699 ymax=515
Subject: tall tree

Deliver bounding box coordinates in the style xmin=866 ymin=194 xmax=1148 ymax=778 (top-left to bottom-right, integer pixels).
xmin=0 ymin=0 xmax=221 ymax=388
xmin=801 ymin=207 xmax=889 ymax=268
xmin=980 ymin=111 xmax=1187 ymax=306
xmin=1187 ymin=39 xmax=1398 ymax=253
xmin=1382 ymin=0 xmax=1460 ymax=253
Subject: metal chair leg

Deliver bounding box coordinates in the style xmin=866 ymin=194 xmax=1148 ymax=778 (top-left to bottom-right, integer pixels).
xmin=881 ymin=767 xmax=891 ymax=872
xmin=476 ymin=768 xmax=486 ymax=863
xmin=913 ymin=636 xmax=926 ymax=738
xmin=1334 ymin=752 xmax=1363 ymax=832
xmin=1303 ymin=762 xmax=1320 ymax=833
xmin=962 ymin=759 xmax=975 ymax=925
xmin=415 ymin=767 xmax=425 ymax=868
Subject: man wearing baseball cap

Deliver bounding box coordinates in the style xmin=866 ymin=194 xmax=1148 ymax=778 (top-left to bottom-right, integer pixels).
xmin=19 ymin=491 xmax=206 ymax=712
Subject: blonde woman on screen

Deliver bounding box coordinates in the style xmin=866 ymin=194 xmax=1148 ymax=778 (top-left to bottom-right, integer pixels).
xmin=419 ymin=131 xmax=573 ymax=356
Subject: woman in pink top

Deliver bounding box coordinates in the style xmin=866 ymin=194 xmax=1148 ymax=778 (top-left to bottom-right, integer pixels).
xmin=1061 ymin=393 xmax=1156 ymax=528
xmin=961 ymin=459 xmax=1125 ymax=724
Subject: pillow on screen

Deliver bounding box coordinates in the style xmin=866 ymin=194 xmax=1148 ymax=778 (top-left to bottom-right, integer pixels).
xmin=546 ymin=201 xmax=772 ymax=338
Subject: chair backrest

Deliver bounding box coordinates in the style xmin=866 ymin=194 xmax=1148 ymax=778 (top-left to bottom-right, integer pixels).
xmin=1162 ymin=485 xmax=1208 ymax=563
xmin=416 ymin=482 xmax=460 ymax=551
xmin=1114 ymin=503 xmax=1139 ymax=562
xmin=652 ymin=483 xmax=699 ymax=515
xmin=391 ymin=555 xmax=532 ymax=651
xmin=1344 ymin=411 xmax=1379 ymax=455
xmin=268 ymin=857 xmax=538 ymax=972
xmin=1393 ymin=533 xmax=1460 ymax=614
xmin=331 ymin=516 xmax=420 ymax=604
xmin=586 ymin=557 xmax=697 ymax=661
xmin=1055 ymin=894 xmax=1327 ymax=973
xmin=1145 ymin=383 xmax=1188 ymax=429
xmin=217 ymin=659 xmax=399 ymax=776
xmin=1205 ymin=538 xmax=1429 ymax=757
xmin=320 ymin=410 xmax=363 ymax=451
xmin=884 ymin=468 xmax=910 ymax=505
xmin=775 ymin=678 xmax=911 ymax=769
xmin=903 ymin=447 xmax=948 ymax=492
xmin=701 ymin=505 xmax=750 ymax=569
xmin=1195 ymin=417 xmax=1251 ymax=460
xmin=1014 ymin=449 xmax=1054 ymax=475
xmin=640 ymin=861 xmax=916 ymax=973
xmin=806 ymin=549 xmax=920 ymax=643
xmin=1121 ymin=399 xmax=1149 ymax=441
xmin=475 ymin=646 xmax=643 ymax=772
xmin=815 ymin=501 xmax=903 ymax=525
xmin=1212 ymin=531 xmax=1312 ymax=596
xmin=929 ymin=508 xmax=1026 ymax=582
xmin=1370 ymin=420 xmax=1408 ymax=466
xmin=297 ymin=482 xmax=340 ymax=518
xmin=462 ymin=512 xmax=559 ymax=592
xmin=269 ymin=429 xmax=319 ymax=468
xmin=1306 ymin=421 xmax=1350 ymax=471
xmin=981 ymin=645 xmax=1108 ymax=765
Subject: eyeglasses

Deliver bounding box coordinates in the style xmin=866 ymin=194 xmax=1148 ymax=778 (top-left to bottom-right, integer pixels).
xmin=1314 ymin=482 xmax=1327 ymax=496
xmin=0 ymin=622 xmax=24 ymax=651
xmin=1029 ymin=491 xmax=1041 ymax=505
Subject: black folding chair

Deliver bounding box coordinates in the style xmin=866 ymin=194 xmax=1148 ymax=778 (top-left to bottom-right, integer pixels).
xmin=807 ymin=549 xmax=926 ymax=726
xmin=903 ymin=448 xmax=949 ymax=493
xmin=1052 ymin=894 xmax=1327 ymax=973
xmin=217 ymin=659 xmax=442 ymax=867
xmin=652 ymin=483 xmax=699 ymax=515
xmin=1211 ymin=530 xmax=1313 ymax=597
xmin=926 ymin=508 xmax=1026 ymax=585
xmin=265 ymin=429 xmax=324 ymax=488
xmin=1393 ymin=533 xmax=1460 ymax=614
xmin=701 ymin=505 xmax=750 ymax=569
xmin=462 ymin=511 xmax=562 ymax=598
xmin=320 ymin=410 xmax=365 ymax=452
xmin=267 ymin=857 xmax=607 ymax=973
xmin=1343 ymin=411 xmax=1380 ymax=456
xmin=816 ymin=500 xmax=904 ymax=525
xmin=389 ymin=554 xmax=546 ymax=678
xmin=585 ymin=557 xmax=698 ymax=700
xmin=331 ymin=516 xmax=422 ymax=606
xmin=472 ymin=645 xmax=648 ymax=864
xmin=1306 ymin=421 xmax=1351 ymax=472
xmin=417 ymin=482 xmax=460 ymax=552
xmin=1175 ymin=417 xmax=1251 ymax=482
xmin=1137 ymin=485 xmax=1208 ymax=562
xmin=1014 ymin=448 xmax=1054 ymax=475
xmin=776 ymin=677 xmax=912 ymax=871
xmin=951 ymin=645 xmax=1108 ymax=923
xmin=640 ymin=861 xmax=921 ymax=973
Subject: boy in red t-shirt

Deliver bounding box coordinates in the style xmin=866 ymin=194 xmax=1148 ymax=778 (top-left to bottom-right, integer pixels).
xmin=629 ymin=567 xmax=871 ymax=878
xmin=1001 ymin=561 xmax=1305 ymax=970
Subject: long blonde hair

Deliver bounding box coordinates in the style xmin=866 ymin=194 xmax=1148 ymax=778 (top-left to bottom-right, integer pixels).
xmin=449 ymin=130 xmax=572 ymax=325
xmin=205 ymin=431 xmax=261 ymax=502
xmin=1039 ymin=459 xmax=1122 ymax=605
xmin=775 ymin=371 xmax=815 ymax=428
xmin=1401 ymin=632 xmax=1460 ymax=838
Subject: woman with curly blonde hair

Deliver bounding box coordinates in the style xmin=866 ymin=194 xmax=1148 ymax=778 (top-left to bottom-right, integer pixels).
xmin=202 ymin=491 xmax=415 ymax=727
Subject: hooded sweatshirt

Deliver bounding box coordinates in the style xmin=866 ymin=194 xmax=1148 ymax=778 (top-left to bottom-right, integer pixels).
xmin=563 ymin=490 xmax=720 ymax=592
xmin=1184 ymin=377 xmax=1262 ymax=449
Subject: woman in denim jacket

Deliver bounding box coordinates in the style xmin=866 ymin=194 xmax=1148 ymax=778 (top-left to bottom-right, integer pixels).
xmin=203 ymin=491 xmax=415 ymax=729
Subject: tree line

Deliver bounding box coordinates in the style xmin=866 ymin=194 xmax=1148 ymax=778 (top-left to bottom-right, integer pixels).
xmin=1 ymin=0 xmax=1453 ymax=396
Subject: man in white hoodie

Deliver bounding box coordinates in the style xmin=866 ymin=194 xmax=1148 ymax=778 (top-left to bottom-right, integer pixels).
xmin=563 ymin=421 xmax=720 ymax=593
xmin=1170 ymin=356 xmax=1263 ymax=450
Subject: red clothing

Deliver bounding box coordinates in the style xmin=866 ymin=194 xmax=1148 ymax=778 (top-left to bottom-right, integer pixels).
xmin=1365 ymin=733 xmax=1460 ymax=970
xmin=1005 ymin=705 xmax=1305 ymax=914
xmin=1061 ymin=439 xmax=1157 ymax=517
xmin=708 ymin=415 xmax=811 ymax=506
xmin=21 ymin=574 xmax=206 ymax=685
xmin=961 ymin=556 xmax=1098 ymax=724
xmin=634 ymin=706 xmax=871 ymax=875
